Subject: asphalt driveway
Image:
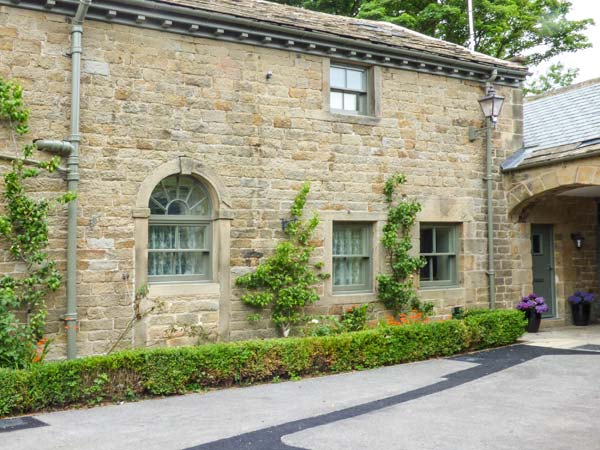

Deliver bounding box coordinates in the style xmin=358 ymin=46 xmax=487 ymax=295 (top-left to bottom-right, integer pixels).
xmin=3 ymin=326 xmax=600 ymax=450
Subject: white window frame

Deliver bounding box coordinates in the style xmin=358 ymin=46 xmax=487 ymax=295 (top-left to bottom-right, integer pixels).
xmin=329 ymin=64 xmax=369 ymax=115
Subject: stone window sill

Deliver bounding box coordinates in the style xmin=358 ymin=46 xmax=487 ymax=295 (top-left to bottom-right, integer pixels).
xmin=322 ymin=292 xmax=378 ymax=305
xmin=148 ymin=282 xmax=220 ymax=297
xmin=326 ymin=111 xmax=381 ymax=125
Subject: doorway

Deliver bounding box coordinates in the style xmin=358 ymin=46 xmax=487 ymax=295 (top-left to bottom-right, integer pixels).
xmin=531 ymin=224 xmax=556 ymax=318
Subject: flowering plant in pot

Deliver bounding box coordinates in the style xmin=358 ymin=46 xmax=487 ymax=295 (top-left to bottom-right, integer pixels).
xmin=567 ymin=291 xmax=595 ymax=326
xmin=516 ymin=293 xmax=548 ymax=333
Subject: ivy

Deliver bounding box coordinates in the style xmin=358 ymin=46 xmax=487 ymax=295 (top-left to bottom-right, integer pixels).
xmin=377 ymin=174 xmax=433 ymax=315
xmin=0 ymin=77 xmax=75 ymax=368
xmin=235 ymin=182 xmax=328 ymax=337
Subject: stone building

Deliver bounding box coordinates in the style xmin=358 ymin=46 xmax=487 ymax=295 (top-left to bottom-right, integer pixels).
xmin=503 ymin=78 xmax=600 ymax=326
xmin=0 ymin=0 xmax=560 ymax=360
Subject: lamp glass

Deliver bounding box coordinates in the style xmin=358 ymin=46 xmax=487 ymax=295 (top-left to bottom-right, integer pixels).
xmin=478 ymin=86 xmax=505 ymax=122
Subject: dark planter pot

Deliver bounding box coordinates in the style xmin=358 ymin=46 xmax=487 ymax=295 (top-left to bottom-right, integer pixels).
xmin=571 ymin=302 xmax=591 ymax=326
xmin=525 ymin=311 xmax=542 ymax=333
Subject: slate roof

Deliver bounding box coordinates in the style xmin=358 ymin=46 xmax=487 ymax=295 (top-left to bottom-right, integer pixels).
xmin=157 ymin=0 xmax=527 ymax=73
xmin=502 ymin=78 xmax=600 ymax=171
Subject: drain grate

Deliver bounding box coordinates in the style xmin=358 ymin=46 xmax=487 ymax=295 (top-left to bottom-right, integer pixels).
xmin=0 ymin=416 xmax=48 ymax=433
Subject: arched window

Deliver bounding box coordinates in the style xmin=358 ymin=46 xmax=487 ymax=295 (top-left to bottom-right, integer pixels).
xmin=148 ymin=175 xmax=212 ymax=282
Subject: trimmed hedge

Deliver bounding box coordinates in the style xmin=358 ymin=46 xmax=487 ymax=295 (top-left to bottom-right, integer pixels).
xmin=0 ymin=310 xmax=526 ymax=417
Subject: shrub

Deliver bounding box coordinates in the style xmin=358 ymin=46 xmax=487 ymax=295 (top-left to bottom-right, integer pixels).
xmin=464 ymin=309 xmax=527 ymax=349
xmin=0 ymin=77 xmax=75 ymax=368
xmin=377 ymin=174 xmax=432 ymax=314
xmin=235 ymin=183 xmax=328 ymax=337
xmin=0 ymin=309 xmax=526 ymax=417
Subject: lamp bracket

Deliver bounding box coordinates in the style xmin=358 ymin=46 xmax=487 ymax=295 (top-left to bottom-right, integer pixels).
xmin=469 ymin=126 xmax=485 ymax=142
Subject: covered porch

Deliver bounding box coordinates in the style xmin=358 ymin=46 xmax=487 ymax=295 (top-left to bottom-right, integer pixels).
xmin=505 ymin=162 xmax=600 ymax=326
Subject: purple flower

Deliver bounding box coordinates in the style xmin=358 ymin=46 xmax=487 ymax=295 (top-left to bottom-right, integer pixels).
xmin=568 ymin=291 xmax=596 ymax=304
xmin=516 ymin=293 xmax=547 ymax=313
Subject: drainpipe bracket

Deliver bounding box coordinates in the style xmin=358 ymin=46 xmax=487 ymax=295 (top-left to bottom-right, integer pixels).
xmin=62 ymin=313 xmax=78 ymax=321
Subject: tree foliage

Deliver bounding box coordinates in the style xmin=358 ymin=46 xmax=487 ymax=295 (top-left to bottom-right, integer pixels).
xmin=523 ymin=62 xmax=579 ymax=95
xmin=273 ymin=0 xmax=593 ymax=65
xmin=0 ymin=77 xmax=75 ymax=368
xmin=376 ymin=174 xmax=432 ymax=315
xmin=235 ymin=183 xmax=328 ymax=337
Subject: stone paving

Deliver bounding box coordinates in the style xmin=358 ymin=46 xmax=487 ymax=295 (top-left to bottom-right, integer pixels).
xmin=2 ymin=326 xmax=600 ymax=450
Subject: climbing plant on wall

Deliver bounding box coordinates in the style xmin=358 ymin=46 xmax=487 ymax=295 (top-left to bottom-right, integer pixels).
xmin=377 ymin=173 xmax=433 ymax=315
xmin=235 ymin=182 xmax=329 ymax=337
xmin=0 ymin=77 xmax=75 ymax=368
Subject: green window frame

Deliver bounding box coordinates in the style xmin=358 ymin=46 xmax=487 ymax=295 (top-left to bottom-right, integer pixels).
xmin=419 ymin=224 xmax=458 ymax=288
xmin=330 ymin=64 xmax=368 ymax=115
xmin=148 ymin=175 xmax=212 ymax=283
xmin=332 ymin=222 xmax=372 ymax=293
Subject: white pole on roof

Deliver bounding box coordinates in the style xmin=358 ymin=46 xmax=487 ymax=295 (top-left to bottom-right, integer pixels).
xmin=467 ymin=0 xmax=475 ymax=51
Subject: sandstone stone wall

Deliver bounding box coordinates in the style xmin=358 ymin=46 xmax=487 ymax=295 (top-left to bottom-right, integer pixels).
xmin=0 ymin=6 xmax=525 ymax=358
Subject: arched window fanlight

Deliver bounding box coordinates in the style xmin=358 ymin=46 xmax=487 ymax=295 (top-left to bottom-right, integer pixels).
xmin=149 ymin=175 xmax=211 ymax=217
xmin=148 ymin=175 xmax=212 ymax=282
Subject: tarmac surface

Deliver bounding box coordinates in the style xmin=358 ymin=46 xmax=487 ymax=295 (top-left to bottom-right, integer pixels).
xmin=3 ymin=326 xmax=600 ymax=450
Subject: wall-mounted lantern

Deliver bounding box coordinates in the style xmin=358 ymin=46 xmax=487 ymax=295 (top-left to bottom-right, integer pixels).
xmin=571 ymin=233 xmax=585 ymax=249
xmin=477 ymin=85 xmax=505 ymax=124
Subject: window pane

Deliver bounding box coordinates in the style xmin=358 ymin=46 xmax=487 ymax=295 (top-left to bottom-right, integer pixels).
xmin=167 ymin=199 xmax=188 ymax=215
xmin=432 ymin=255 xmax=454 ymax=282
xmin=330 ymin=67 xmax=346 ymax=89
xmin=149 ymin=251 xmax=175 ymax=276
xmin=175 ymin=252 xmax=207 ymax=275
xmin=333 ymin=225 xmax=366 ymax=256
xmin=149 ymin=251 xmax=207 ymax=276
xmin=436 ymin=227 xmax=452 ymax=253
xmin=420 ymin=228 xmax=433 ymax=253
xmin=343 ymin=93 xmax=357 ymax=111
xmin=346 ymin=68 xmax=365 ymax=90
xmin=179 ymin=226 xmax=206 ymax=250
xmin=532 ymin=234 xmax=543 ymax=255
xmin=420 ymin=256 xmax=432 ymax=280
xmin=149 ymin=225 xmax=176 ymax=250
xmin=330 ymin=91 xmax=343 ymax=110
xmin=333 ymin=257 xmax=367 ymax=287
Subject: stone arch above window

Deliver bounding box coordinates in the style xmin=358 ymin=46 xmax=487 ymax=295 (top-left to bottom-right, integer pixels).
xmin=134 ymin=157 xmax=232 ymax=220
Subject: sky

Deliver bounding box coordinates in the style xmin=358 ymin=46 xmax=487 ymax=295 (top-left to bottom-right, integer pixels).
xmin=530 ymin=0 xmax=600 ymax=83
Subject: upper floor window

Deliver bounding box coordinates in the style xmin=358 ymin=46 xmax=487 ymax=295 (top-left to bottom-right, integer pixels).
xmin=332 ymin=222 xmax=372 ymax=293
xmin=420 ymin=224 xmax=458 ymax=288
xmin=148 ymin=175 xmax=211 ymax=282
xmin=330 ymin=64 xmax=368 ymax=115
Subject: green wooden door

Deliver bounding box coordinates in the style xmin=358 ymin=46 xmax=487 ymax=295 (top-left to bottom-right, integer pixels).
xmin=531 ymin=224 xmax=556 ymax=318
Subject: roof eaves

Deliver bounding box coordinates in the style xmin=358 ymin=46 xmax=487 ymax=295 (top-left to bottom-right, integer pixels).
xmin=0 ymin=0 xmax=528 ymax=85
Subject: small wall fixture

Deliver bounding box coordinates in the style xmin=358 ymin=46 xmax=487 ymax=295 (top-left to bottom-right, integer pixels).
xmin=280 ymin=217 xmax=298 ymax=232
xmin=571 ymin=233 xmax=585 ymax=249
